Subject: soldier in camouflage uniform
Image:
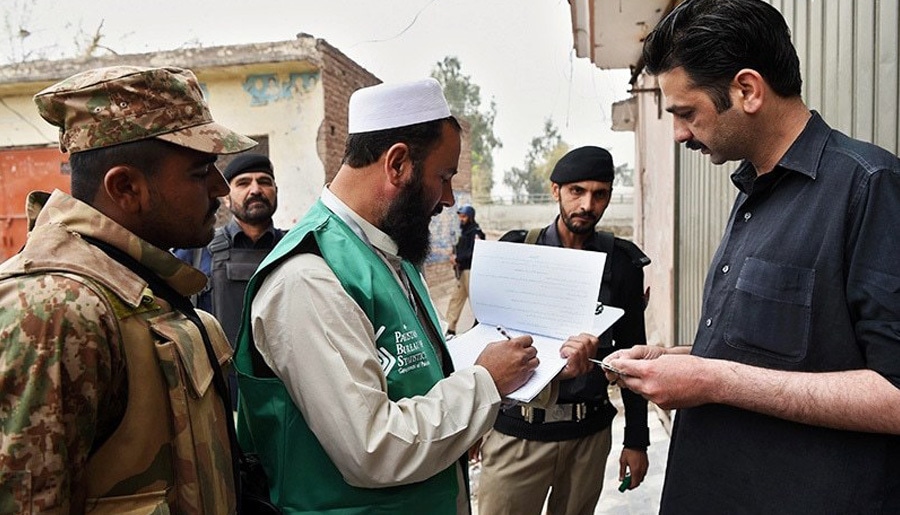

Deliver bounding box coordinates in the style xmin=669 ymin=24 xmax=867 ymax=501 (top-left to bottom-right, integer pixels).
xmin=0 ymin=66 xmax=255 ymax=514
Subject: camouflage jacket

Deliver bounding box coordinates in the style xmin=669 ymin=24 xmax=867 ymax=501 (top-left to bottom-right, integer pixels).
xmin=0 ymin=190 xmax=235 ymax=515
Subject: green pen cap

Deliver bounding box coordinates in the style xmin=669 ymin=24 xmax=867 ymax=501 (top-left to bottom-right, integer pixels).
xmin=618 ymin=474 xmax=631 ymax=492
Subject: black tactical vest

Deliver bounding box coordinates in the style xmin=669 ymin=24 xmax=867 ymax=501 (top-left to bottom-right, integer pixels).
xmin=208 ymin=230 xmax=273 ymax=345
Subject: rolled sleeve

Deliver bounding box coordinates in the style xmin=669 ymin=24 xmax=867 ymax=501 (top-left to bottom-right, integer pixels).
xmin=847 ymin=168 xmax=900 ymax=388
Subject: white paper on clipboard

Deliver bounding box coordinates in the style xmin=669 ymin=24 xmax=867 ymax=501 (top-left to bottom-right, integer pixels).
xmin=446 ymin=240 xmax=624 ymax=402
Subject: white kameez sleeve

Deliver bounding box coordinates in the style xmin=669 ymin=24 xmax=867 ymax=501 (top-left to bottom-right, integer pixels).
xmin=251 ymin=253 xmax=501 ymax=488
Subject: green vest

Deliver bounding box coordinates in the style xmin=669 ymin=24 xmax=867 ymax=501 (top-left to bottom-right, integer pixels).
xmin=235 ymin=200 xmax=458 ymax=514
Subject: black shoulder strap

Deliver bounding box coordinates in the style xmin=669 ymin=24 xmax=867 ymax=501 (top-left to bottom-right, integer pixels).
xmin=81 ymin=236 xmax=246 ymax=509
xmin=593 ymin=231 xmax=616 ymax=308
xmin=498 ymin=229 xmax=527 ymax=243
xmin=82 ymin=237 xmax=206 ymax=338
xmin=594 ymin=230 xmax=615 ymax=253
xmin=616 ymin=238 xmax=651 ymax=268
xmin=208 ymin=227 xmax=231 ymax=263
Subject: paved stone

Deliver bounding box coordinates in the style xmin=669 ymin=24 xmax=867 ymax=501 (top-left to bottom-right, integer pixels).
xmin=593 ymin=389 xmax=668 ymax=515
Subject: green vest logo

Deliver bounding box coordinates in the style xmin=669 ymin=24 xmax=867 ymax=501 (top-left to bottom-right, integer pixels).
xmin=377 ymin=346 xmax=397 ymax=375
xmin=386 ymin=324 xmax=432 ymax=374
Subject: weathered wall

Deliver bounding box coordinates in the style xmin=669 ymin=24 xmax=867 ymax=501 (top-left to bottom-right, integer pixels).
xmin=0 ymin=38 xmax=386 ymax=257
xmin=0 ymin=38 xmax=485 ymax=275
xmin=0 ymin=96 xmax=49 ymax=148
xmin=196 ymin=65 xmax=326 ymax=227
xmin=319 ymin=42 xmax=380 ymax=185
xmin=0 ymin=65 xmax=326 ymax=232
xmin=633 ymin=74 xmax=676 ymax=348
xmin=0 ymin=147 xmax=70 ymax=259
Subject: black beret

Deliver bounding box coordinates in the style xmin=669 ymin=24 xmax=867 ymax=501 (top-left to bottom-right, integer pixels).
xmin=549 ymin=146 xmax=614 ymax=184
xmin=223 ymin=153 xmax=274 ymax=183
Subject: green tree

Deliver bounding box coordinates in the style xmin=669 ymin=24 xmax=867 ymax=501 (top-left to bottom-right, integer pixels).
xmin=503 ymin=119 xmax=569 ymax=203
xmin=431 ymin=56 xmax=501 ymax=202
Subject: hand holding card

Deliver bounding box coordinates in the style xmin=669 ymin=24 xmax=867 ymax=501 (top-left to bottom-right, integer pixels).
xmin=589 ymin=358 xmax=629 ymax=377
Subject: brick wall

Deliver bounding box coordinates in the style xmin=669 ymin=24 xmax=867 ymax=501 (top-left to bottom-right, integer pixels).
xmin=454 ymin=118 xmax=473 ymax=191
xmin=423 ymin=261 xmax=457 ymax=303
xmin=318 ymin=40 xmax=381 ymax=184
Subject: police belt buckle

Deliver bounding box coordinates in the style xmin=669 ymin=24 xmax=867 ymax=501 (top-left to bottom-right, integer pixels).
xmin=520 ymin=403 xmax=595 ymax=423
xmin=543 ymin=404 xmax=571 ymax=423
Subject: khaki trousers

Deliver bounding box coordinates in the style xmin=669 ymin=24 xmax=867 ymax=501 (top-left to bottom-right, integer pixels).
xmin=477 ymin=426 xmax=612 ymax=515
xmin=445 ymin=269 xmax=471 ymax=332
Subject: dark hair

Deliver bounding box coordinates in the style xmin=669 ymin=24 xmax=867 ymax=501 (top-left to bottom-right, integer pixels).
xmin=342 ymin=116 xmax=461 ymax=168
xmin=643 ymin=0 xmax=802 ymax=112
xmin=68 ymin=139 xmax=173 ymax=202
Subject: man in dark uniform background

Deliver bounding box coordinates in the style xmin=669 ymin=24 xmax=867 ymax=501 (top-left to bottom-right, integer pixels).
xmin=173 ymin=153 xmax=286 ymax=407
xmin=444 ymin=204 xmax=485 ymax=337
xmin=477 ymin=146 xmax=651 ymax=515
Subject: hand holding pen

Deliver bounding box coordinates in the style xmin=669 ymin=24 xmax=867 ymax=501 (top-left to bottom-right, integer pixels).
xmin=475 ymin=326 xmax=538 ymax=396
xmin=495 ymin=327 xmax=600 ymax=381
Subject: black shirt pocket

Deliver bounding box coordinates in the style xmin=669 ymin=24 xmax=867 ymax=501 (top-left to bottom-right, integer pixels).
xmin=724 ymin=257 xmax=814 ymax=363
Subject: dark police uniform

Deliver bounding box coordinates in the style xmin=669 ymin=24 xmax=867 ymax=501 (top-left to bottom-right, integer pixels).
xmin=493 ymin=219 xmax=651 ymax=447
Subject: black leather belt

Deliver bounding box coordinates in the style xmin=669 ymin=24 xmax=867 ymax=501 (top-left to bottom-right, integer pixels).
xmin=516 ymin=401 xmax=607 ymax=424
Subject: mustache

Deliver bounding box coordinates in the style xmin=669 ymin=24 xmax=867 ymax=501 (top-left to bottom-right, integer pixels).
xmin=243 ymin=195 xmax=272 ymax=209
xmin=685 ymin=140 xmax=705 ymax=151
xmin=571 ymin=211 xmax=597 ymax=221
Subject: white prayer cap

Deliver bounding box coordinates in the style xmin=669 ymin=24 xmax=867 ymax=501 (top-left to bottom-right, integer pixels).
xmin=348 ymin=78 xmax=452 ymax=134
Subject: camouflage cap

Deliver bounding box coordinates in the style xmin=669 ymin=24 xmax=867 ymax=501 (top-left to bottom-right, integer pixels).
xmin=34 ymin=65 xmax=256 ymax=154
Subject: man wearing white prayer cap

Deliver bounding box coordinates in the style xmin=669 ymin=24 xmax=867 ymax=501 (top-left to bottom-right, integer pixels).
xmin=235 ymin=78 xmax=599 ymax=514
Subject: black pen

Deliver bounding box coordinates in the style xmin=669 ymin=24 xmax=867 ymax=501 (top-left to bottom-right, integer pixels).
xmin=496 ymin=325 xmax=512 ymax=340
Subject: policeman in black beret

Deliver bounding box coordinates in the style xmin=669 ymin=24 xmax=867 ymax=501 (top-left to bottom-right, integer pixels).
xmin=223 ymin=153 xmax=275 ymax=182
xmin=172 ymin=153 xmax=286 ymax=408
xmin=478 ymin=146 xmax=652 ymax=514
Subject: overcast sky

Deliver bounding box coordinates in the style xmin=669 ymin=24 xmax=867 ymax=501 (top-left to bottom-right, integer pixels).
xmin=5 ymin=0 xmax=634 ymax=195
